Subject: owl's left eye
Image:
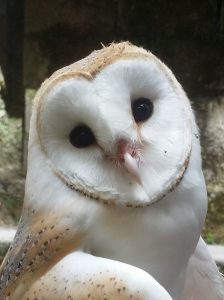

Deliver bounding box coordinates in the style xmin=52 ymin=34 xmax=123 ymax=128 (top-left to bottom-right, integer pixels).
xmin=132 ymin=98 xmax=153 ymax=122
xmin=69 ymin=125 xmax=95 ymax=148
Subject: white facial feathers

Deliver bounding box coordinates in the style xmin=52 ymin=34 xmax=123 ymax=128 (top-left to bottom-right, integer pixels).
xmin=31 ymin=44 xmax=194 ymax=207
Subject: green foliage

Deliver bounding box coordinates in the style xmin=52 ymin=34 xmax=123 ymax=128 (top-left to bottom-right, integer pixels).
xmin=204 ymin=232 xmax=216 ymax=245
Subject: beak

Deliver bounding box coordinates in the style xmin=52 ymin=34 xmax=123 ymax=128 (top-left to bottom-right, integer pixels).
xmin=0 ymin=211 xmax=84 ymax=300
xmin=117 ymin=139 xmax=142 ymax=185
xmin=123 ymin=152 xmax=142 ymax=185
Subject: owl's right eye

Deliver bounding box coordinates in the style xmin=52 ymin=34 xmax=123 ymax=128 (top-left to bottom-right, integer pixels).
xmin=132 ymin=98 xmax=153 ymax=122
xmin=69 ymin=125 xmax=95 ymax=148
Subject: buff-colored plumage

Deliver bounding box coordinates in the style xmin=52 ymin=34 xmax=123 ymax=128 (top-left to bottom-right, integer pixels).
xmin=0 ymin=42 xmax=223 ymax=300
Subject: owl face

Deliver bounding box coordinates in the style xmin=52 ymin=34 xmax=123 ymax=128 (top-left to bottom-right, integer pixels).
xmin=33 ymin=43 xmax=193 ymax=207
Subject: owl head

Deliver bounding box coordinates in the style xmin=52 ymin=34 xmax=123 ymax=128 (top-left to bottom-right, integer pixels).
xmin=0 ymin=42 xmax=204 ymax=300
xmin=28 ymin=41 xmax=194 ymax=208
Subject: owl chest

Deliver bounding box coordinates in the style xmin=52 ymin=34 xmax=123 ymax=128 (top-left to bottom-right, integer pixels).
xmin=86 ymin=196 xmax=202 ymax=298
xmin=90 ymin=202 xmax=198 ymax=263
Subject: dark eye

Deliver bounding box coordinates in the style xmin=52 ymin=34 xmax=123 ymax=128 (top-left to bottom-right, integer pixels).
xmin=69 ymin=125 xmax=95 ymax=148
xmin=132 ymin=98 xmax=153 ymax=122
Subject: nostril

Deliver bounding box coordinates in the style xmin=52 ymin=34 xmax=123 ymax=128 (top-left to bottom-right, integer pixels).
xmin=116 ymin=139 xmax=140 ymax=163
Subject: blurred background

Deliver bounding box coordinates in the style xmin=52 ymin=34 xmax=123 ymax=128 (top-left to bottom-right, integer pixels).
xmin=0 ymin=0 xmax=223 ymax=261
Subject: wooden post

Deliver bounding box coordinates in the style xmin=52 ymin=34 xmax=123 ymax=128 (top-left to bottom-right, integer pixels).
xmin=5 ymin=0 xmax=24 ymax=117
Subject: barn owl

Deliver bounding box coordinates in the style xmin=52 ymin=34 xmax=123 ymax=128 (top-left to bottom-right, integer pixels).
xmin=0 ymin=42 xmax=223 ymax=300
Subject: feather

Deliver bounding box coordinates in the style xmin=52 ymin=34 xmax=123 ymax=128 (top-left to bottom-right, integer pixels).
xmin=182 ymin=237 xmax=224 ymax=300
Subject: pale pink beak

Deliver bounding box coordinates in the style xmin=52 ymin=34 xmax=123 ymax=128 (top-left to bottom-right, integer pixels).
xmin=117 ymin=140 xmax=142 ymax=185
